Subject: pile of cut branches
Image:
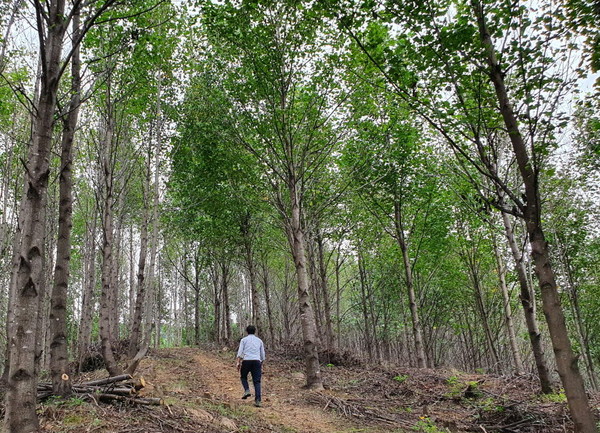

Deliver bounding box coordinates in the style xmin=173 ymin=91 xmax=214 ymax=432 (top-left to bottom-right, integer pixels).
xmin=38 ymin=374 xmax=163 ymax=406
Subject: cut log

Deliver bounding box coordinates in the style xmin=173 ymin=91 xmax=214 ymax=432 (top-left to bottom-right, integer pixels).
xmin=36 ymin=374 xmax=157 ymax=406
xmin=81 ymin=374 xmax=133 ymax=387
xmin=126 ymin=376 xmax=146 ymax=391
xmin=96 ymin=393 xmax=163 ymax=405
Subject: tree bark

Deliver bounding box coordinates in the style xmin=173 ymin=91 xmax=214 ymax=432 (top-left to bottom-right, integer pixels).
xmin=143 ymin=80 xmax=162 ymax=350
xmin=220 ymin=258 xmax=232 ymax=345
xmin=557 ymin=234 xmax=599 ymax=390
xmin=99 ymin=105 xmax=122 ymax=377
xmin=492 ymin=232 xmax=523 ymax=375
xmin=49 ymin=9 xmax=81 ymax=398
xmin=260 ymin=259 xmax=276 ymax=347
xmin=109 ymin=190 xmax=124 ymax=342
xmin=499 ymin=191 xmax=552 ymax=392
xmin=315 ymin=228 xmax=335 ymax=353
xmin=468 ymin=252 xmax=501 ymax=372
xmin=393 ymin=200 xmax=427 ymax=368
xmin=78 ymin=217 xmax=97 ymax=371
xmin=5 ymin=1 xmax=68 ymax=430
xmin=357 ymin=250 xmax=375 ymax=360
xmin=0 ymin=0 xmax=24 ymax=72
xmin=193 ymin=247 xmax=201 ymax=346
xmin=472 ymin=2 xmax=597 ymax=430
xmin=128 ymin=181 xmax=149 ymax=358
xmin=241 ymin=212 xmax=262 ymax=332
xmin=288 ymin=179 xmax=323 ymax=390
xmin=210 ymin=262 xmax=221 ymax=343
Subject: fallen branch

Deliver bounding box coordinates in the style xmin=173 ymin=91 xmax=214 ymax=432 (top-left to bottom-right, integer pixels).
xmin=37 ymin=374 xmax=154 ymax=406
xmin=81 ymin=374 xmax=133 ymax=387
xmin=96 ymin=393 xmax=163 ymax=405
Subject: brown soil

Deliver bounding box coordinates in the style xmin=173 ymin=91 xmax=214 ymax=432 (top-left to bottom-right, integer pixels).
xmin=37 ymin=347 xmax=600 ymax=433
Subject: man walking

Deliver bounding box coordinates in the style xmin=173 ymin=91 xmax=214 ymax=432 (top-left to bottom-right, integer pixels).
xmin=236 ymin=325 xmax=266 ymax=407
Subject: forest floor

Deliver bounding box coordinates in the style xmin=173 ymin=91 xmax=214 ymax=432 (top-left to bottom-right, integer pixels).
xmin=34 ymin=346 xmax=599 ymax=433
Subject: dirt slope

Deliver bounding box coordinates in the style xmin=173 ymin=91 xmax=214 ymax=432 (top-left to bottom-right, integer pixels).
xmin=191 ymin=348 xmax=366 ymax=433
xmin=38 ymin=347 xmax=383 ymax=433
xmin=37 ymin=347 xmax=597 ymax=432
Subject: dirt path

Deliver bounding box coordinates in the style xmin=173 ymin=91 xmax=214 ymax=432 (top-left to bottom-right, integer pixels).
xmin=38 ymin=347 xmax=580 ymax=432
xmin=191 ymin=349 xmax=363 ymax=433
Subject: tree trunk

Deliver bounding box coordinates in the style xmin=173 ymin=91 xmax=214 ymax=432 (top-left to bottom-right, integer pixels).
xmin=5 ymin=1 xmax=68 ymax=430
xmin=211 ymin=263 xmax=221 ymax=343
xmin=393 ymin=200 xmax=427 ymax=368
xmin=220 ymin=259 xmax=231 ymax=345
xmin=0 ymin=0 xmax=24 ymax=71
xmin=144 ymin=79 xmax=162 ymax=349
xmin=109 ymin=191 xmax=123 ymax=342
xmin=472 ymin=267 xmax=501 ymax=372
xmin=41 ymin=184 xmax=58 ymax=373
xmin=193 ymin=248 xmax=201 ymax=346
xmin=473 ymin=2 xmax=597 ymax=429
xmin=357 ymin=250 xmax=374 ymax=360
xmin=281 ymin=261 xmax=293 ymax=346
xmin=128 ymin=184 xmax=149 ymax=358
xmin=315 ymin=229 xmax=334 ymax=353
xmin=260 ymin=260 xmax=276 ymax=347
xmin=241 ymin=213 xmax=262 ymax=332
xmin=78 ymin=217 xmax=97 ymax=371
xmin=99 ymin=108 xmax=122 ymax=377
xmin=492 ymin=233 xmax=523 ymax=375
xmin=288 ymin=179 xmax=323 ymax=389
xmin=499 ymin=192 xmax=552 ymax=392
xmin=49 ymin=9 xmax=81 ymax=398
xmin=558 ymin=235 xmax=599 ymax=390
xmin=2 ymin=60 xmax=40 ymax=385
xmin=128 ymin=224 xmax=135 ymax=329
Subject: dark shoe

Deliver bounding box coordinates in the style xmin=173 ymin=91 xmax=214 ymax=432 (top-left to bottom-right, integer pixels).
xmin=254 ymin=401 xmax=262 ymax=407
xmin=241 ymin=391 xmax=251 ymax=399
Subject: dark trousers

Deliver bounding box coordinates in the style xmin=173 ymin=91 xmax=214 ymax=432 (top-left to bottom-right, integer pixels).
xmin=240 ymin=360 xmax=262 ymax=402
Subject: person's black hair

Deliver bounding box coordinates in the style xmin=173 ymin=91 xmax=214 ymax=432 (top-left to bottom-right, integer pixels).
xmin=246 ymin=325 xmax=256 ymax=334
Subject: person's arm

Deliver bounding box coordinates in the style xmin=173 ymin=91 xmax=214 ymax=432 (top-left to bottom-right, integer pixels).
xmin=236 ymin=340 xmax=245 ymax=371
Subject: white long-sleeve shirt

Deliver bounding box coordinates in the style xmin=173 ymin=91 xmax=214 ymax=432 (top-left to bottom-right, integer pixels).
xmin=236 ymin=334 xmax=266 ymax=362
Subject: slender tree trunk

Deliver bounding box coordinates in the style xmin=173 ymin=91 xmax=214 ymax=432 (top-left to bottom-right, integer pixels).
xmin=500 ymin=206 xmax=552 ymax=391
xmin=49 ymin=10 xmax=81 ymax=397
xmin=211 ymin=264 xmax=221 ymax=344
xmin=305 ymin=237 xmax=322 ymax=343
xmin=472 ymin=269 xmax=501 ymax=372
xmin=394 ymin=200 xmax=427 ymax=368
xmin=316 ymin=229 xmax=334 ymax=353
xmin=193 ymin=248 xmax=201 ymax=346
xmin=357 ymin=250 xmax=374 ymax=360
xmin=99 ymin=109 xmax=122 ymax=377
xmin=128 ymin=224 xmax=135 ymax=330
xmin=335 ymin=251 xmax=344 ymax=351
xmin=241 ymin=213 xmax=262 ymax=332
xmin=558 ymin=236 xmax=599 ymax=390
xmin=193 ymin=283 xmax=200 ymax=345
xmin=492 ymin=233 xmax=523 ymax=375
xmin=260 ymin=261 xmax=276 ymax=347
xmin=0 ymin=0 xmax=24 ymax=71
xmin=473 ymin=2 xmax=597 ymax=429
xmin=281 ymin=261 xmax=293 ymax=346
xmin=143 ymin=105 xmax=161 ymax=353
xmin=288 ymin=179 xmax=323 ymax=389
xmin=78 ymin=218 xmax=97 ymax=371
xmin=109 ymin=191 xmax=124 ymax=342
xmin=128 ymin=186 xmax=149 ymax=358
xmin=221 ymin=259 xmax=231 ymax=345
xmin=5 ymin=1 xmax=68 ymax=429
xmin=41 ymin=185 xmax=58 ymax=373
